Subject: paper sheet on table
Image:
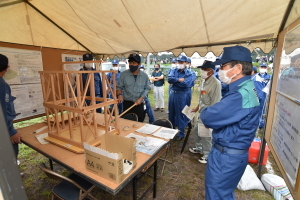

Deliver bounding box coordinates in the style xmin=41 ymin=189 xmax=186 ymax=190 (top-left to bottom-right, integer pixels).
xmin=152 ymin=127 xmax=179 ymax=139
xmin=35 ymin=133 xmax=49 ymax=144
xmin=182 ymin=105 xmax=196 ymax=120
xmin=135 ymin=124 xmax=161 ymax=134
xmin=125 ymin=133 xmax=167 ymax=155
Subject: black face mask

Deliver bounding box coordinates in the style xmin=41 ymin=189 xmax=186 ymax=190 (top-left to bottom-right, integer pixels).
xmin=129 ymin=65 xmax=139 ymax=72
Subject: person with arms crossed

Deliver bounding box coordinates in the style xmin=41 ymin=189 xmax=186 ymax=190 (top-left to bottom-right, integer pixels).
xmin=116 ymin=54 xmax=150 ymax=122
xmin=200 ymin=46 xmax=261 ymax=200
xmin=151 ymin=63 xmax=165 ymax=112
xmin=189 ymin=61 xmax=221 ymax=164
xmin=168 ymin=55 xmax=194 ymax=141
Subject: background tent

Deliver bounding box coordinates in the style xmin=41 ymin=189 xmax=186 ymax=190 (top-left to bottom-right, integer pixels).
xmin=1 ymin=0 xmax=300 ymax=57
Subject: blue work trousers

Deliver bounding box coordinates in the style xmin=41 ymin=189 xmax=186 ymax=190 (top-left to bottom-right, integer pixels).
xmin=205 ymin=148 xmax=248 ymax=200
xmin=168 ymin=90 xmax=190 ymax=138
xmin=144 ymin=98 xmax=155 ymax=124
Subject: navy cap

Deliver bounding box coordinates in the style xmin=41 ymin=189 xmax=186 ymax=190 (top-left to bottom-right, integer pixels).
xmin=171 ymin=58 xmax=177 ymax=63
xmin=252 ymin=66 xmax=257 ymax=72
xmin=128 ymin=53 xmax=141 ymax=63
xmin=177 ymin=55 xmax=188 ymax=62
xmin=259 ymin=62 xmax=267 ymax=67
xmin=0 ymin=54 xmax=8 ymax=65
xmin=212 ymin=46 xmax=252 ymax=65
xmin=198 ymin=61 xmax=215 ymax=70
xmin=139 ymin=65 xmax=145 ymax=68
xmin=187 ymin=57 xmax=191 ymax=63
xmin=111 ymin=60 xmax=119 ymax=64
xmin=83 ymin=53 xmax=93 ymax=61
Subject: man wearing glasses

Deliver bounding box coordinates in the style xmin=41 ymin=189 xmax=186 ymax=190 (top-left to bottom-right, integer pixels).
xmin=200 ymin=46 xmax=261 ymax=200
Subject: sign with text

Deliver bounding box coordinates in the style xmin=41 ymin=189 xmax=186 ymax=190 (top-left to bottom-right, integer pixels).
xmin=271 ymin=94 xmax=300 ymax=188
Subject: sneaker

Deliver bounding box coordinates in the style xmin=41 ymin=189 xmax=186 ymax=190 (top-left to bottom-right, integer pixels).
xmin=160 ymin=108 xmax=164 ymax=112
xmin=189 ymin=147 xmax=202 ymax=154
xmin=174 ymin=136 xmax=183 ymax=141
xmin=154 ymin=108 xmax=159 ymax=111
xmin=198 ymin=157 xmax=207 ymax=164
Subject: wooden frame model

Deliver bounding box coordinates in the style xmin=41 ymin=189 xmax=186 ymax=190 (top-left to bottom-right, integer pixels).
xmin=39 ymin=68 xmax=119 ymax=153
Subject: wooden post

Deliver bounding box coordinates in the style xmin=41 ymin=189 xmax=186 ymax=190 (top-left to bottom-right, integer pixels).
xmin=50 ymin=74 xmax=60 ymax=136
xmin=64 ymin=73 xmax=74 ymax=140
xmin=75 ymin=73 xmax=84 ymax=143
xmin=89 ymin=73 xmax=98 ymax=138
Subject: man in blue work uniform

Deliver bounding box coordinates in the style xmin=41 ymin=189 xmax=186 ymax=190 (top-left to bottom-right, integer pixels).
xmin=116 ymin=54 xmax=150 ymax=122
xmin=200 ymin=46 xmax=261 ymax=200
xmin=0 ymin=54 xmax=22 ymax=158
xmin=139 ymin=65 xmax=155 ymax=124
xmin=185 ymin=57 xmax=196 ymax=104
xmin=80 ymin=53 xmax=103 ymax=113
xmin=107 ymin=59 xmax=123 ymax=114
xmin=168 ymin=55 xmax=194 ymax=141
xmin=251 ymin=62 xmax=271 ymax=129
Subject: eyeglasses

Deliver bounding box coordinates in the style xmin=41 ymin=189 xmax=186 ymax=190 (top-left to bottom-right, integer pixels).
xmin=220 ymin=63 xmax=231 ymax=69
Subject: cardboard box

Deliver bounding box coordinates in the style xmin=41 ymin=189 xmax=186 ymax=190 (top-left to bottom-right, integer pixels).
xmin=84 ymin=133 xmax=136 ymax=184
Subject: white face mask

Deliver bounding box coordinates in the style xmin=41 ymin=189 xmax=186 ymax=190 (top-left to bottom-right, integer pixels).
xmin=177 ymin=64 xmax=185 ymax=69
xmin=200 ymin=69 xmax=209 ymax=79
xmin=171 ymin=64 xmax=177 ymax=68
xmin=186 ymin=64 xmax=190 ymax=68
xmin=218 ymin=67 xmax=236 ymax=85
xmin=112 ymin=67 xmax=118 ymax=71
xmin=85 ymin=63 xmax=93 ymax=69
xmin=260 ymin=68 xmax=267 ymax=74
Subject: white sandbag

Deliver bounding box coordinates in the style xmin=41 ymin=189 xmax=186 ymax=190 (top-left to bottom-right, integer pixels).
xmin=261 ymin=174 xmax=294 ymax=200
xmin=237 ymin=165 xmax=265 ymax=191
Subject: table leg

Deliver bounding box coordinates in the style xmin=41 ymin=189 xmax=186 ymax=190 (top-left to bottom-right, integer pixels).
xmin=153 ymin=160 xmax=157 ymax=198
xmin=133 ymin=175 xmax=137 ymax=200
xmin=49 ymin=159 xmax=53 ymax=170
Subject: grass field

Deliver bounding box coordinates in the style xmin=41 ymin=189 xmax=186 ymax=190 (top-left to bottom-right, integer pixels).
xmin=15 ymin=81 xmax=281 ymax=200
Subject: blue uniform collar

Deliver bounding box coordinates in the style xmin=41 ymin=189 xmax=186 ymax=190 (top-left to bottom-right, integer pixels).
xmin=228 ymin=75 xmax=251 ymax=91
xmin=176 ymin=68 xmax=188 ymax=74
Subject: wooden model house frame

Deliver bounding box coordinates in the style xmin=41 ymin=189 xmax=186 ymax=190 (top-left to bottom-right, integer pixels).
xmin=39 ymin=62 xmax=119 ymax=153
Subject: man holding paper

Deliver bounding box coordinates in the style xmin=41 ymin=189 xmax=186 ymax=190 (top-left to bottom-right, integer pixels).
xmin=190 ymin=61 xmax=221 ymax=163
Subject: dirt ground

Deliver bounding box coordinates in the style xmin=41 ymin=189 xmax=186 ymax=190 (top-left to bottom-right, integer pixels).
xmin=17 ymin=84 xmax=280 ymax=199
xmin=18 ymin=107 xmax=278 ymax=200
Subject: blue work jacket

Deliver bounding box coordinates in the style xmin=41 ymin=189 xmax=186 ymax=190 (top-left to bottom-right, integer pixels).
xmin=106 ymin=70 xmax=121 ymax=90
xmin=251 ymin=72 xmax=271 ymax=101
xmin=0 ymin=77 xmax=17 ymax=136
xmin=168 ymin=68 xmax=194 ymax=91
xmin=200 ymin=76 xmax=261 ymax=150
xmin=80 ymin=67 xmax=102 ymax=97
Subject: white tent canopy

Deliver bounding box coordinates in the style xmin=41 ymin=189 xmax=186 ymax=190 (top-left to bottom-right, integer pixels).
xmin=1 ymin=0 xmax=299 ymax=57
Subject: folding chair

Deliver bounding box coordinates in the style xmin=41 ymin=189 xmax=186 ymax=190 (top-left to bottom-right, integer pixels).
xmin=39 ymin=163 xmax=96 ymax=200
xmin=121 ymin=113 xmax=138 ymax=121
xmin=152 ymin=119 xmax=175 ymax=175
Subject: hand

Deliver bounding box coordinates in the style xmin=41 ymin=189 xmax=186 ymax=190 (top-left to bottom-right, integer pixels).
xmin=118 ymin=95 xmax=123 ymax=104
xmin=135 ymin=98 xmax=143 ymax=105
xmin=11 ymin=132 xmax=22 ymax=144
xmin=178 ymin=78 xmax=185 ymax=82
xmin=191 ymin=108 xmax=198 ymax=112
